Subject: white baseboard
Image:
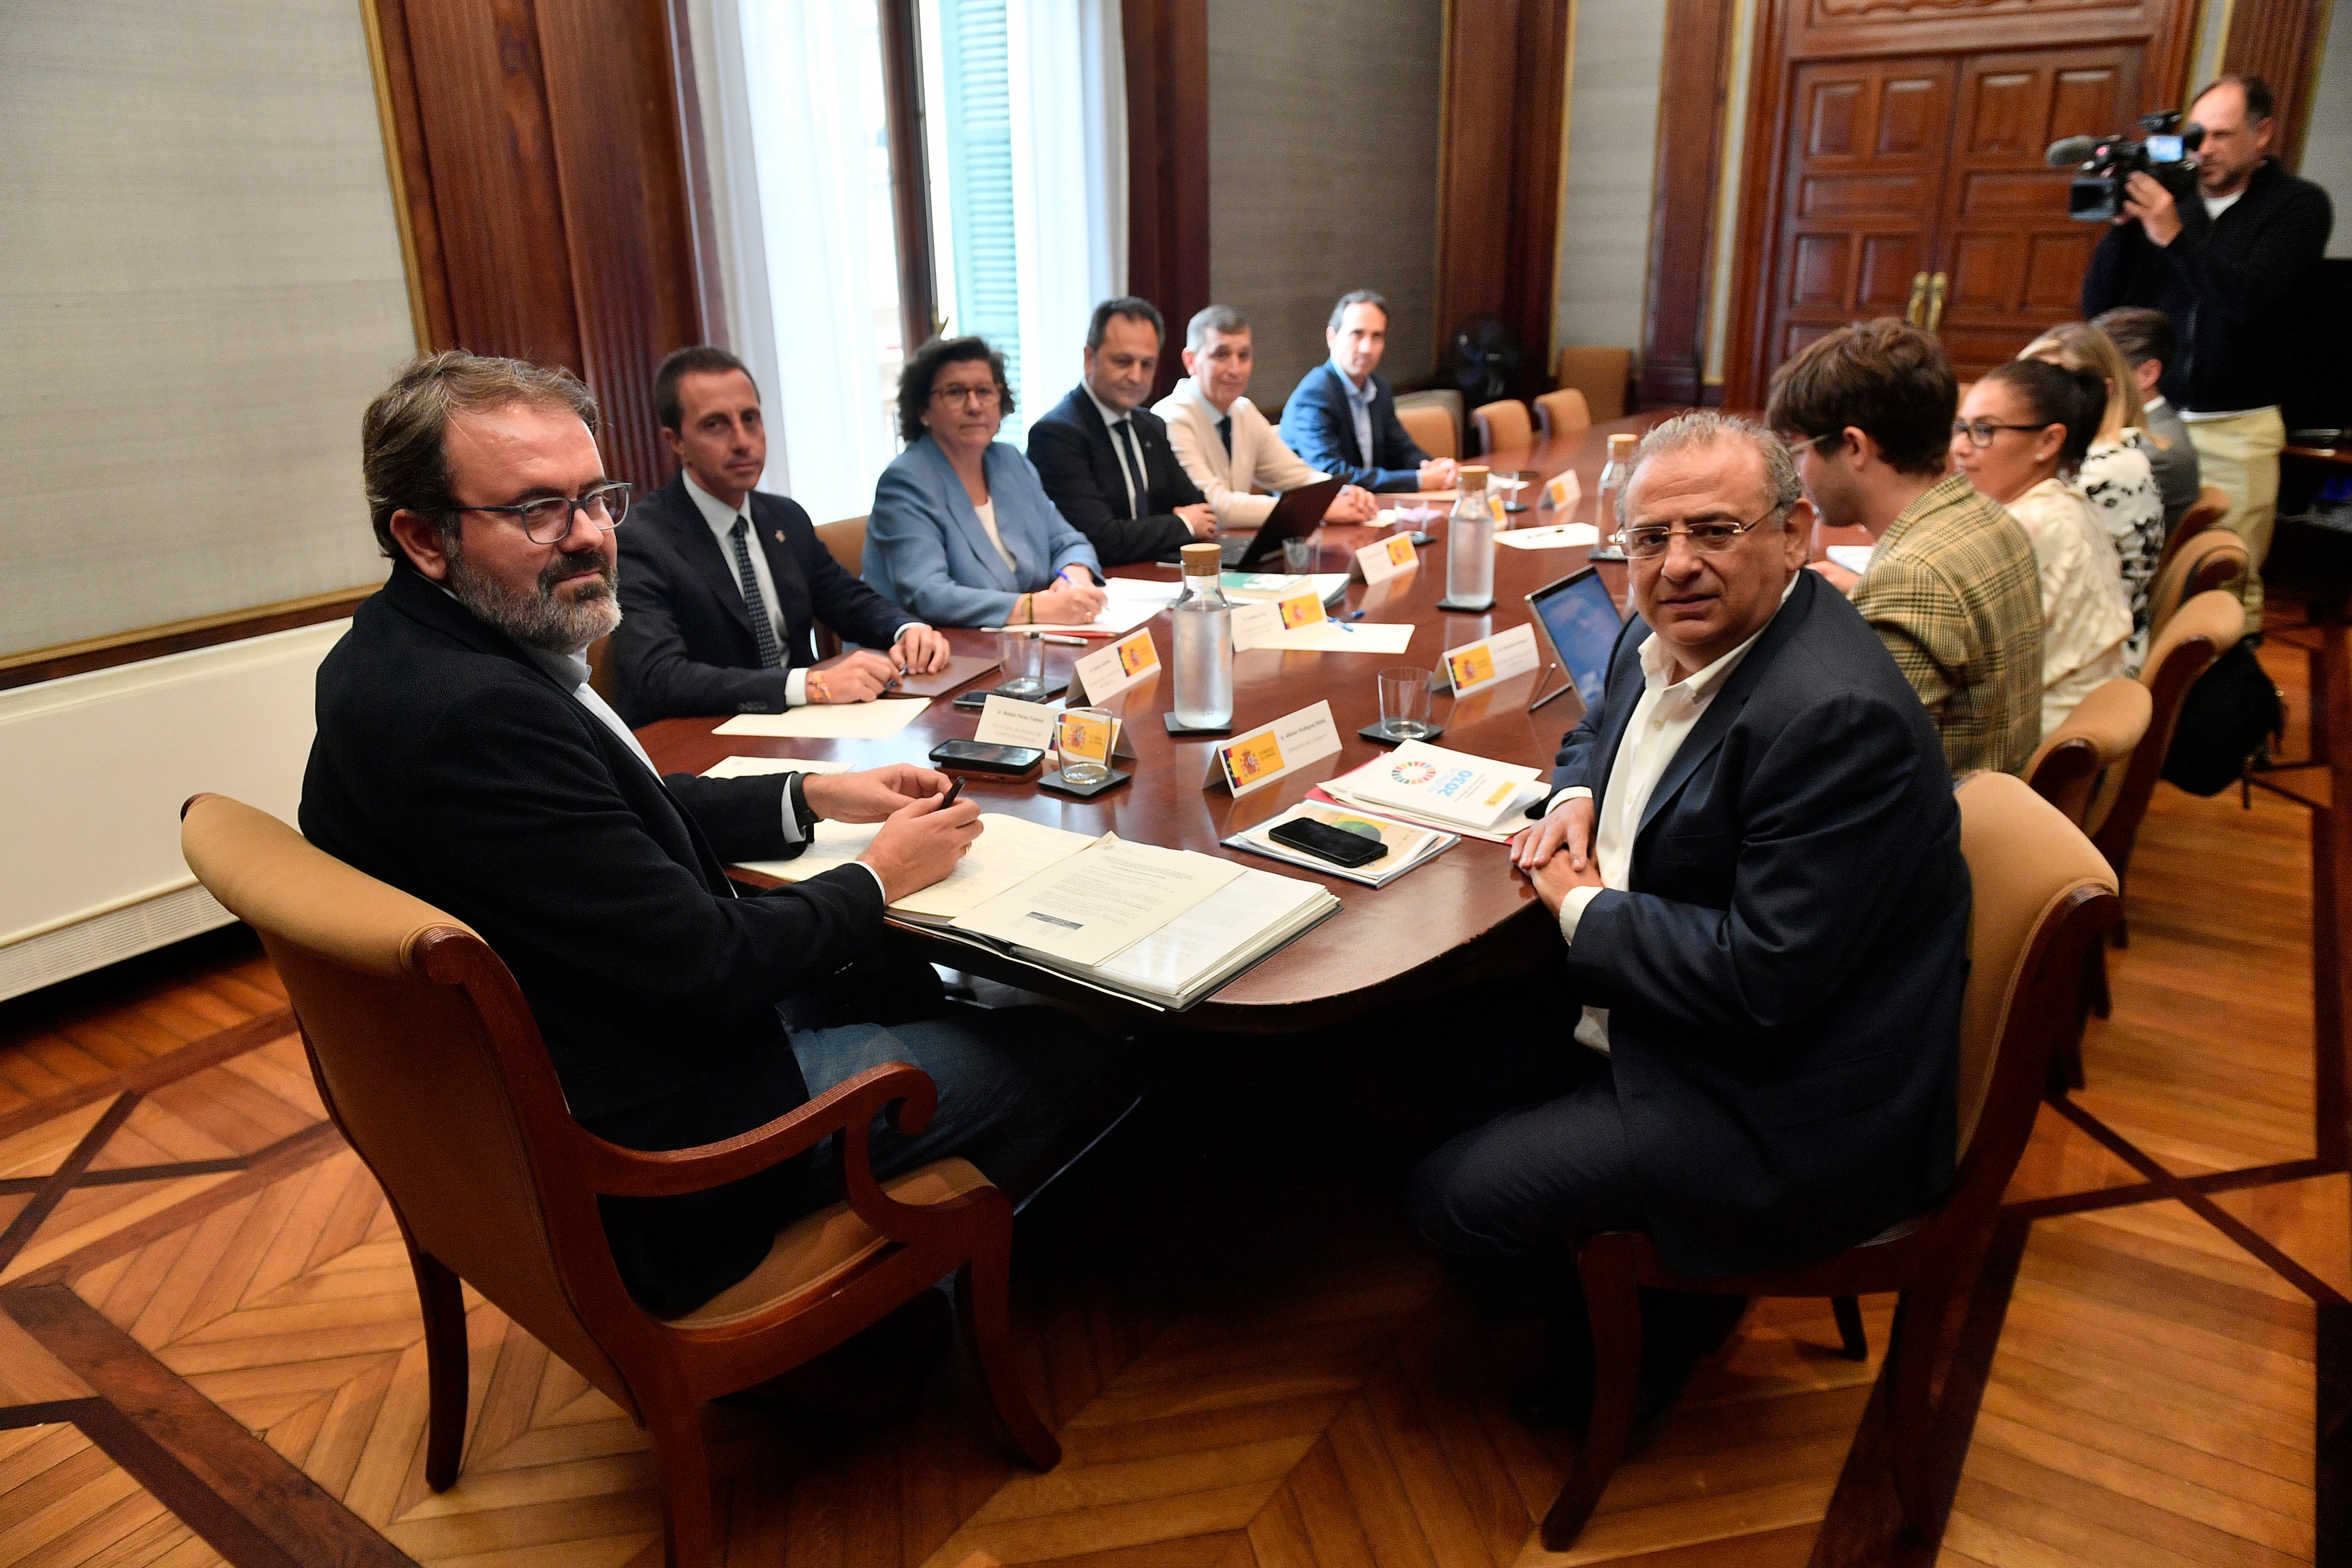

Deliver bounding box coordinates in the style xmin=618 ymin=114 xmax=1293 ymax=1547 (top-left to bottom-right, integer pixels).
xmin=0 ymin=880 xmax=237 ymax=1003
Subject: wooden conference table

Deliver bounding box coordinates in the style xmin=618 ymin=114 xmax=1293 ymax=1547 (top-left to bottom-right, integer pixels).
xmin=640 ymin=410 xmax=1673 ymax=1033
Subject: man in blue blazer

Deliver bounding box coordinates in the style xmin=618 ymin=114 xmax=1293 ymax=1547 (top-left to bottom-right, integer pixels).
xmin=1410 ymin=412 xmax=1967 ymax=1422
xmin=1278 ymin=290 xmax=1459 ymax=493
xmin=611 ymin=347 xmax=950 ymax=726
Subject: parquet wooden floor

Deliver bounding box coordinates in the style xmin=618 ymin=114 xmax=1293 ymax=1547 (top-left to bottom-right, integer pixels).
xmin=0 ymin=608 xmax=2342 ymax=1568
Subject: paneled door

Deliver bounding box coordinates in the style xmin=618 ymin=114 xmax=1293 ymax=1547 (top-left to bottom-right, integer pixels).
xmin=1933 ymin=46 xmax=2141 ymax=375
xmin=1764 ymin=56 xmax=1958 ymax=374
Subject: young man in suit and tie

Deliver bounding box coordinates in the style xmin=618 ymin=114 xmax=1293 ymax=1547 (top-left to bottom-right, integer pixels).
xmin=1278 ymin=291 xmax=1459 ymax=495
xmin=1154 ymin=304 xmax=1379 ymax=531
xmin=1025 ymin=298 xmax=1218 ymax=565
xmin=609 ymin=346 xmax=952 ymax=725
xmin=1410 ymin=413 xmax=1969 ymax=1428
xmin=304 ymin=352 xmax=1109 ymax=1317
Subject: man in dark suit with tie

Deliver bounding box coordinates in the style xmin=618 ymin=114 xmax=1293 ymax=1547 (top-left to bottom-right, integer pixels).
xmin=610 ymin=347 xmax=952 ymax=725
xmin=1025 ymin=297 xmax=1218 ymax=565
xmin=1409 ymin=412 xmax=1967 ymax=1427
xmin=304 ymin=351 xmax=1109 ymax=1317
xmin=1279 ymin=290 xmax=1459 ymax=494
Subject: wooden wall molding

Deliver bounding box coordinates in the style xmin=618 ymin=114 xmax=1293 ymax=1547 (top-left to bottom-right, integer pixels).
xmin=878 ymin=0 xmax=939 ymax=355
xmin=368 ymin=0 xmax=712 ymax=495
xmin=0 ymin=588 xmax=378 ymax=695
xmin=2220 ymin=0 xmax=2331 ymax=165
xmin=1638 ymin=0 xmax=1742 ymax=409
xmin=1122 ymin=0 xmax=1211 ymax=401
xmin=1432 ymin=0 xmax=1572 ymax=402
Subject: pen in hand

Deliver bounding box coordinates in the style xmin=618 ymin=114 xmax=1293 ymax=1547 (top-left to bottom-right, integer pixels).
xmin=940 ymin=776 xmax=965 ymax=809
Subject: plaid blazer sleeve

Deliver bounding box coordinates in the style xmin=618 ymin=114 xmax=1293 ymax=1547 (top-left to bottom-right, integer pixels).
xmin=1851 ymin=553 xmax=1969 ymax=723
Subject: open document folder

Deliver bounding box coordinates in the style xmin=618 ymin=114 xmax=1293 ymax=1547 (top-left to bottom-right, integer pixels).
xmin=753 ymin=824 xmax=1338 ymax=1010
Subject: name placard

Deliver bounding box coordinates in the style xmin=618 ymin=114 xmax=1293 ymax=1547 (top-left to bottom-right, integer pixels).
xmin=1441 ymin=623 xmax=1541 ymax=696
xmin=1072 ymin=627 xmax=1160 ymax=705
xmin=1353 ymin=532 xmax=1420 ymax=585
xmin=1545 ymin=470 xmax=1583 ymax=511
xmin=972 ymin=694 xmax=1059 ymax=750
xmin=1205 ymin=700 xmax=1342 ymax=798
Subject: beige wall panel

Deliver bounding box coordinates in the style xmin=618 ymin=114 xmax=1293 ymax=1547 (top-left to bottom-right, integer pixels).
xmin=1553 ymin=0 xmax=1667 ymax=357
xmin=1205 ymin=0 xmax=1445 ymax=410
xmin=0 ymin=0 xmax=416 ymax=658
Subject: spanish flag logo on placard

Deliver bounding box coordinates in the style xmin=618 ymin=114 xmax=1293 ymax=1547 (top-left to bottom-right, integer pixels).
xmin=1224 ymin=732 xmax=1285 ymax=781
xmin=1115 ymin=629 xmax=1158 ymax=676
xmin=1448 ymin=646 xmax=1496 ymax=689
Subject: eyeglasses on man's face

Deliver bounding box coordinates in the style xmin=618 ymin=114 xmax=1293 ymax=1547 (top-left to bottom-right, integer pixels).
xmin=1621 ymin=505 xmax=1782 ymax=560
xmin=1951 ymin=418 xmax=2048 ymax=450
xmin=452 ymin=480 xmax=632 ymax=544
xmin=932 ymin=382 xmax=1003 ymax=408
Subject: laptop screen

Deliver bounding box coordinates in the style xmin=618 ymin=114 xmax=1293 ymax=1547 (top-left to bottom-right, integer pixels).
xmin=1526 ymin=568 xmax=1624 ymax=709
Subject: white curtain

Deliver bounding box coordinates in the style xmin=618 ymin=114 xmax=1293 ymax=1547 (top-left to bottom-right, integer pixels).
xmin=685 ymin=0 xmax=1128 ymax=515
xmin=1009 ymin=0 xmax=1128 ymax=427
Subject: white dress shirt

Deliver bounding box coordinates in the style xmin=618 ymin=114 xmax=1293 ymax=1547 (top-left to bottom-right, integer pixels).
xmin=1083 ymin=385 xmax=1147 ymax=519
xmin=1332 ymin=360 xmax=1377 ymax=472
xmin=2003 ymin=476 xmax=2131 ymax=738
xmin=973 ymin=496 xmax=1017 ymax=571
xmin=1548 ymin=577 xmax=1797 ymax=1053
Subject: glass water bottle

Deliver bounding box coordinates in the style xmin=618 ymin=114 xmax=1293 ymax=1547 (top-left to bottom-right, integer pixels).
xmin=1588 ymin=433 xmax=1637 ymax=561
xmin=1444 ymin=465 xmax=1495 ymax=610
xmin=1171 ymin=541 xmax=1234 ymax=730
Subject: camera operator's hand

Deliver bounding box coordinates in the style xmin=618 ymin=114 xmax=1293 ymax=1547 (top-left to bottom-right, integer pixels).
xmin=2121 ymin=171 xmax=2182 ymax=246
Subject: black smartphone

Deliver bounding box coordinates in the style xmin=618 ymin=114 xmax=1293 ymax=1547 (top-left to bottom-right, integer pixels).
xmin=929 ymin=739 xmax=1044 ymax=775
xmin=1269 ymin=817 xmax=1386 ymax=868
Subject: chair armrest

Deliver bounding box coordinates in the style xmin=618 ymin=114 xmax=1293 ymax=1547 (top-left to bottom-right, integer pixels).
xmin=570 ymin=1061 xmax=938 ymax=1200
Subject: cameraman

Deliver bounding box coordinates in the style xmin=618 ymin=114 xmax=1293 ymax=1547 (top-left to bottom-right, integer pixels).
xmin=2080 ymin=74 xmax=2334 ymax=634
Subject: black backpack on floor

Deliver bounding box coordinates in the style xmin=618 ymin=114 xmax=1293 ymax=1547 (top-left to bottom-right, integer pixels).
xmin=2161 ymin=641 xmax=2285 ymax=796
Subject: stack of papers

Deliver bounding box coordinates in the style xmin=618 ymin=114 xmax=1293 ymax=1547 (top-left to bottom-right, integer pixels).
xmin=1225 ymin=801 xmax=1455 ymax=888
xmin=701 ymin=756 xmax=851 ymax=779
xmin=1322 ymin=740 xmax=1545 ymax=835
xmin=739 ymin=813 xmax=1097 ymax=920
xmin=1825 ymin=544 xmax=1875 ymax=574
xmin=938 ymin=836 xmax=1338 ymax=1009
xmin=1221 ymin=572 xmax=1351 ymax=605
xmin=713 ymin=699 xmax=930 ymax=740
xmin=1003 ymin=576 xmax=1184 ymax=637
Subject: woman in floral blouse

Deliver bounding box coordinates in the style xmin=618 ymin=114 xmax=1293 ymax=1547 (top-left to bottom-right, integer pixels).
xmin=2021 ymin=323 xmax=2165 ymax=670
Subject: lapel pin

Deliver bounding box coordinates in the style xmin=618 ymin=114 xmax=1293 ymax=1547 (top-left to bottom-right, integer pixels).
xmin=773 ymin=530 xmax=786 ymax=543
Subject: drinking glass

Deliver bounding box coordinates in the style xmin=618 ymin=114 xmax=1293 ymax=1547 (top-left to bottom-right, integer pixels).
xmin=1377 ymin=666 xmax=1433 ymax=740
xmin=997 ymin=629 xmax=1047 ymax=698
xmin=1056 ymin=707 xmax=1116 ymax=785
xmin=1282 ymin=531 xmax=1318 ymax=574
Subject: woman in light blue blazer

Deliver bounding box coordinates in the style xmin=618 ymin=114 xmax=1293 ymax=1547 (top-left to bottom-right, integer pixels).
xmin=865 ymin=336 xmax=1106 ymax=629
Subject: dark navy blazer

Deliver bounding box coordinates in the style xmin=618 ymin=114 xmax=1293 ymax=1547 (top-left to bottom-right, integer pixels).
xmin=1276 ymin=363 xmax=1430 ymax=492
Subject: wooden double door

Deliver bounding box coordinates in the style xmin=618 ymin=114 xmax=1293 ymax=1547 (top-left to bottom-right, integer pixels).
xmin=1758 ymin=44 xmax=2146 ymax=383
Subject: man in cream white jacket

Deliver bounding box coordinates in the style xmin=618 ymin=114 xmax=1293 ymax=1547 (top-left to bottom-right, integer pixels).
xmin=1154 ymin=305 xmax=1377 ymax=531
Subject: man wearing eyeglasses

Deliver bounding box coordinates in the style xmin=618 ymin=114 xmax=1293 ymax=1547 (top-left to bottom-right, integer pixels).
xmin=1411 ymin=413 xmax=1966 ymax=1431
xmin=1765 ymin=319 xmax=2043 ymax=778
xmin=302 ymin=352 xmax=1110 ymax=1318
xmin=610 ymin=346 xmax=950 ymax=725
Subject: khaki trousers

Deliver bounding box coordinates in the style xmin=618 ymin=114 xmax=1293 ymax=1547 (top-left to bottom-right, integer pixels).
xmin=2185 ymin=407 xmax=2285 ymax=634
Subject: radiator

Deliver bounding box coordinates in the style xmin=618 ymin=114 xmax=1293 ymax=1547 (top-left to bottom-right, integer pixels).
xmin=0 ymin=621 xmax=350 ymax=1001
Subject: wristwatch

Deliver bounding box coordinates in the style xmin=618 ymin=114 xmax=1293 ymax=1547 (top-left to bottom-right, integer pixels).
xmin=785 ymin=771 xmax=820 ymax=841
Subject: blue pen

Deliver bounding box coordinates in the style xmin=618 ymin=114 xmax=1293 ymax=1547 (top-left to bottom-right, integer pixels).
xmin=1346 ymin=610 xmax=1367 ymax=621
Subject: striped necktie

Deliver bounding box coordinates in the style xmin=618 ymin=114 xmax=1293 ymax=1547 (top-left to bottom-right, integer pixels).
xmin=1112 ymin=419 xmax=1147 ymax=519
xmin=728 ymin=516 xmax=785 ymax=669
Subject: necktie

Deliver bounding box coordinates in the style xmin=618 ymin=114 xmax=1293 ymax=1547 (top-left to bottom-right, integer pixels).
xmin=729 ymin=516 xmax=785 ymax=669
xmin=1217 ymin=415 xmax=1233 ymax=455
xmin=1112 ymin=419 xmax=1148 ymax=519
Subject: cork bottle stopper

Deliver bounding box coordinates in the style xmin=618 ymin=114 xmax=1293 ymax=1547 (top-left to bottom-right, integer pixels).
xmin=1460 ymin=465 xmax=1490 ymax=488
xmin=1180 ymin=542 xmax=1224 ymax=574
xmin=1607 ymin=433 xmax=1637 ymax=456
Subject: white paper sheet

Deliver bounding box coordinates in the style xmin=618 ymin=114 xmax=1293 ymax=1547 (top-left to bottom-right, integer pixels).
xmin=700 ymin=755 xmax=852 ymax=778
xmin=949 ymin=838 xmax=1245 ymax=966
xmin=1096 ymin=869 xmax=1331 ymax=995
xmin=1241 ymin=621 xmax=1415 ymax=654
xmin=739 ymin=813 xmax=1099 ymax=920
xmin=1826 ymin=544 xmax=1875 ymax=574
xmin=712 ymin=698 xmax=931 ymax=739
xmin=1495 ymin=523 xmax=1600 ymax=550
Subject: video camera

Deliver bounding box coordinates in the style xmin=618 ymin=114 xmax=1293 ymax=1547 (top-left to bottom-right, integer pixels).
xmin=2049 ymin=111 xmax=2204 ymax=222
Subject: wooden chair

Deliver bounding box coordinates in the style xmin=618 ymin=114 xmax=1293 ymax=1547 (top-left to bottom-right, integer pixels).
xmin=178 ymin=794 xmax=1058 ymax=1568
xmin=2150 ymin=483 xmax=2231 ymax=585
xmin=2090 ymin=588 xmax=2245 ymax=935
xmin=585 ymin=633 xmax=620 ymax=702
xmin=1555 ymin=345 xmax=1631 ymax=423
xmin=2145 ymin=527 xmax=2248 ymax=647
xmin=1396 ymin=402 xmax=1458 ymax=463
xmin=2025 ymin=677 xmax=2151 ymax=829
xmin=815 ymin=514 xmax=867 ymax=577
xmin=1540 ymin=772 xmax=2120 ymax=1549
xmin=1534 ymin=387 xmax=1592 ymax=444
xmin=1471 ymin=398 xmax=1533 ymax=456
